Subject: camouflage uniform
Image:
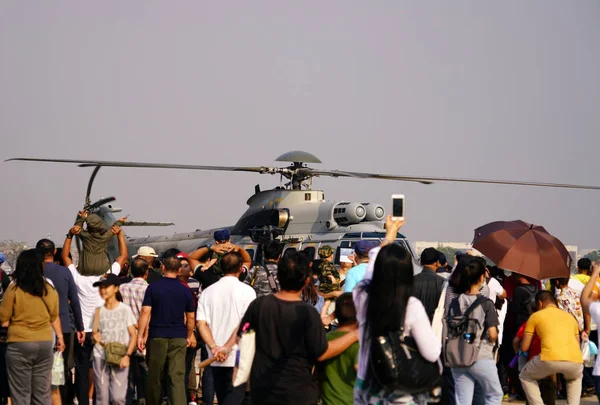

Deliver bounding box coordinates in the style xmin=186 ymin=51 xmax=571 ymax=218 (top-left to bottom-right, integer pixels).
xmin=244 ymin=262 xmax=279 ymax=298
xmin=317 ymin=245 xmax=340 ymax=296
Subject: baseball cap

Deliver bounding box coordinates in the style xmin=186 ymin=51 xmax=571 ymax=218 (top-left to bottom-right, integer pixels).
xmin=176 ymin=252 xmax=189 ymax=261
xmin=438 ymin=253 xmax=448 ymax=266
xmin=318 ymin=245 xmax=334 ymax=259
xmin=133 ymin=246 xmax=158 ymax=258
xmin=420 ymin=247 xmax=442 ymax=266
xmin=354 ymin=240 xmax=375 ymax=256
xmin=0 ymin=253 xmax=5 ymax=264
xmin=93 ymin=273 xmax=121 ymax=287
xmin=214 ymin=229 xmax=230 ymax=242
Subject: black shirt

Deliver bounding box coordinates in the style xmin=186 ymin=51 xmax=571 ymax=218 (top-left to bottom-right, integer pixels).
xmin=412 ymin=269 xmax=445 ymax=322
xmin=146 ymin=268 xmax=162 ymax=284
xmin=193 ymin=266 xmax=221 ymax=291
xmin=511 ymin=284 xmax=539 ymax=328
xmin=239 ymin=295 xmax=328 ymax=405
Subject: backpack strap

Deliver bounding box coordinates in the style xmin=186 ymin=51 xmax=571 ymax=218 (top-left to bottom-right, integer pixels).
xmin=462 ymin=295 xmax=488 ymax=319
xmin=264 ymin=263 xmax=279 ymax=293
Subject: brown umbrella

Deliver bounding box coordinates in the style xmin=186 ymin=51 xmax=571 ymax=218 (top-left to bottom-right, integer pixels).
xmin=472 ymin=220 xmax=572 ymax=280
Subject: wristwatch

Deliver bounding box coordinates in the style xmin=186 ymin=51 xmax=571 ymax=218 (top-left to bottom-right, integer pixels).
xmin=66 ymin=234 xmax=73 ymax=239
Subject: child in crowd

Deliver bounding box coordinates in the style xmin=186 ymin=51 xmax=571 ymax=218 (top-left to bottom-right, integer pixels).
xmin=320 ymin=293 xmax=359 ymax=405
xmin=91 ymin=274 xmax=137 ymax=405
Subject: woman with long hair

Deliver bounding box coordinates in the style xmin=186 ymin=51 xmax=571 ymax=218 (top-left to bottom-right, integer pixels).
xmin=354 ymin=217 xmax=441 ymax=404
xmin=448 ymin=257 xmax=503 ymax=404
xmin=0 ymin=249 xmax=65 ymax=405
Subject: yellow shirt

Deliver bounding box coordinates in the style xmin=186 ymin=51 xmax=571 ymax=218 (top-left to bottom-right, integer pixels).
xmin=0 ymin=282 xmax=58 ymax=342
xmin=525 ymin=306 xmax=582 ymax=363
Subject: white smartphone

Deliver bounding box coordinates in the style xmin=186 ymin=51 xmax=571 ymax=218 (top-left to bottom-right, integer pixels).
xmin=391 ymin=194 xmax=405 ymax=220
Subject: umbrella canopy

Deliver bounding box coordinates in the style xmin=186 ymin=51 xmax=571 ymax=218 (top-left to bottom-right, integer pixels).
xmin=472 ymin=220 xmax=572 ymax=280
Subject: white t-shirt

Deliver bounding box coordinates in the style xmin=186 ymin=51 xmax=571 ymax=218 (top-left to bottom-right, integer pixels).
xmin=92 ymin=302 xmax=136 ymax=358
xmin=353 ymin=247 xmax=442 ymax=380
xmin=589 ymin=302 xmax=600 ymax=375
xmin=68 ymin=262 xmax=121 ymax=332
xmin=196 ymin=276 xmax=256 ymax=367
xmin=487 ymin=277 xmax=504 ymax=304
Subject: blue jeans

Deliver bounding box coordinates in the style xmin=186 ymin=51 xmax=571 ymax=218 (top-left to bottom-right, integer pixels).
xmin=452 ymin=359 xmax=503 ymax=405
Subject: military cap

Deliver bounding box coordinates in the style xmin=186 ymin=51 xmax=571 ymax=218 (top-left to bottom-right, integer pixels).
xmin=318 ymin=245 xmax=334 ymax=259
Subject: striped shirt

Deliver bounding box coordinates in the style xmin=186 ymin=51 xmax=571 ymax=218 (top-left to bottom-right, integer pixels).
xmin=120 ymin=278 xmax=148 ymax=321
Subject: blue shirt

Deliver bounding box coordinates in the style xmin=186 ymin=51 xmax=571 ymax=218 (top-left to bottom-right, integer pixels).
xmin=43 ymin=262 xmax=84 ymax=332
xmin=343 ymin=263 xmax=369 ymax=293
xmin=142 ymin=277 xmax=195 ymax=339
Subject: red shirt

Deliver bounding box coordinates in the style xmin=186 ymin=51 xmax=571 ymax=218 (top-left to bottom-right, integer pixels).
xmin=180 ymin=280 xmax=198 ymax=309
xmin=517 ymin=321 xmax=541 ymax=359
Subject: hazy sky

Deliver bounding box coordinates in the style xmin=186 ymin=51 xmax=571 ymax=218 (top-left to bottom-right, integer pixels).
xmin=1 ymin=1 xmax=599 ymax=249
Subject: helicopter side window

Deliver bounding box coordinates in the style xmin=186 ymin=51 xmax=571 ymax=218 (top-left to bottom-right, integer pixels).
xmin=305 ymin=193 xmax=311 ymax=201
xmin=283 ymin=247 xmax=297 ymax=257
xmin=302 ymin=247 xmax=316 ymax=260
xmin=245 ymin=249 xmax=255 ymax=261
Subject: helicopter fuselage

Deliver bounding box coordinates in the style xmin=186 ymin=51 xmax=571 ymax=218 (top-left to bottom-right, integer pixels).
xmin=99 ymin=187 xmax=419 ymax=267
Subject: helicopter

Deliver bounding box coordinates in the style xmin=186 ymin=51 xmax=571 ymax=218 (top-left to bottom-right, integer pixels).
xmin=7 ymin=151 xmax=600 ymax=267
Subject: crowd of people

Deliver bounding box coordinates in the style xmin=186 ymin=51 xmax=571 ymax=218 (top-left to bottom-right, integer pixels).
xmin=0 ymin=214 xmax=599 ymax=405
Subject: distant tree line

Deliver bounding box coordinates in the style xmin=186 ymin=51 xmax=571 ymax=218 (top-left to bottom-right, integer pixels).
xmin=584 ymin=250 xmax=600 ymax=262
xmin=0 ymin=240 xmax=29 ymax=272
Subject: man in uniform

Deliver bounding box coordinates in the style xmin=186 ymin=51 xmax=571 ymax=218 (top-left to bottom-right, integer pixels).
xmin=244 ymin=240 xmax=282 ymax=298
xmin=317 ymin=245 xmax=340 ymax=295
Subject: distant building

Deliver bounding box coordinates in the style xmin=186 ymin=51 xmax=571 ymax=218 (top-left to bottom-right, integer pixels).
xmin=415 ymin=241 xmax=483 ymax=257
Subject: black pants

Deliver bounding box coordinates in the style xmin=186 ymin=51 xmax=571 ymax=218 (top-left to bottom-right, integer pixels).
xmin=0 ymin=336 xmax=8 ymax=404
xmin=59 ymin=332 xmax=76 ymax=405
xmin=200 ymin=345 xmax=215 ymax=405
xmin=126 ymin=355 xmax=148 ymax=405
xmin=440 ymin=366 xmax=456 ymax=405
xmin=211 ymin=367 xmax=246 ymax=405
xmin=75 ymin=334 xmax=94 ymax=405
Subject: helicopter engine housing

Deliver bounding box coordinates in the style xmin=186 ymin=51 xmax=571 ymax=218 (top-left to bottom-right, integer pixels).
xmin=362 ymin=203 xmax=385 ymax=222
xmin=332 ymin=202 xmax=366 ymax=226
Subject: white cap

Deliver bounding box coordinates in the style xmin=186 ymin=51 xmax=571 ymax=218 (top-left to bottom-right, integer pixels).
xmin=340 ymin=256 xmax=353 ymax=264
xmin=133 ymin=246 xmax=158 ymax=258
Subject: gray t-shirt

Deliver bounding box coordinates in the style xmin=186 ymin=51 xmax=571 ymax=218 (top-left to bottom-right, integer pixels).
xmin=453 ymin=294 xmax=499 ymax=361
xmin=92 ymin=303 xmax=136 ymax=358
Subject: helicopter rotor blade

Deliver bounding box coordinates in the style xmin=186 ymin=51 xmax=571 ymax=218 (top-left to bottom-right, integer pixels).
xmin=7 ymin=157 xmax=600 ymax=190
xmin=305 ymin=169 xmax=600 ymax=190
xmin=6 ymin=158 xmax=275 ymax=174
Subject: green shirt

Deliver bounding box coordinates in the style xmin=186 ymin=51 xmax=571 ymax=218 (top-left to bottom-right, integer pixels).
xmin=321 ymin=330 xmax=359 ymax=405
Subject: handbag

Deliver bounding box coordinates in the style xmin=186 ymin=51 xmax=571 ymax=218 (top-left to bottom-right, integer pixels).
xmin=370 ymin=310 xmax=440 ymax=393
xmin=104 ymin=342 xmax=128 ymax=367
xmin=232 ymin=323 xmax=256 ymax=387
